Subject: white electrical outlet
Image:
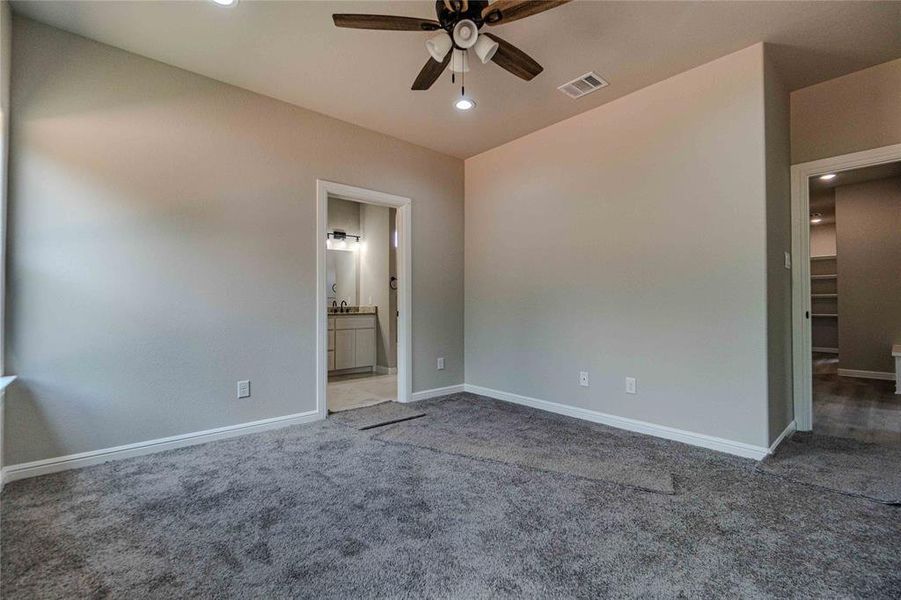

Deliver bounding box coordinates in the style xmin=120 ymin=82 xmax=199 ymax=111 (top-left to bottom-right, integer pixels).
xmin=579 ymin=371 xmax=589 ymax=387
xmin=625 ymin=377 xmax=637 ymax=394
xmin=237 ymin=380 xmax=251 ymax=399
xmin=437 ymin=357 xmax=445 ymax=370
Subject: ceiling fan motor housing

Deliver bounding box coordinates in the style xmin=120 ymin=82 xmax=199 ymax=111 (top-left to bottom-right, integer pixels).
xmin=453 ymin=19 xmax=479 ymax=48
xmin=436 ymin=0 xmax=490 ymax=34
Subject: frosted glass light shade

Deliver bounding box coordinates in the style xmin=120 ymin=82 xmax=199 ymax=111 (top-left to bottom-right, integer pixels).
xmin=474 ymin=35 xmax=498 ymax=64
xmin=450 ymin=49 xmax=470 ymax=73
xmin=426 ymin=32 xmax=452 ymax=62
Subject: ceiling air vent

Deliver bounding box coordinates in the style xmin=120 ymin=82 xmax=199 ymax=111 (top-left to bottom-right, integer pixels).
xmin=557 ymin=72 xmax=609 ymax=99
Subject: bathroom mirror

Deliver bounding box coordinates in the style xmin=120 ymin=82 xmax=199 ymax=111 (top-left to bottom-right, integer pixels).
xmin=327 ymin=249 xmax=357 ymax=307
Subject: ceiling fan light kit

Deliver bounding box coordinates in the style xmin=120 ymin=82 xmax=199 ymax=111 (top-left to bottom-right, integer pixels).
xmin=450 ymin=49 xmax=470 ymax=73
xmin=453 ymin=19 xmax=479 ymax=48
xmin=473 ymin=35 xmax=499 ymax=64
xmin=333 ymin=0 xmax=572 ymax=106
xmin=426 ymin=32 xmax=453 ymax=62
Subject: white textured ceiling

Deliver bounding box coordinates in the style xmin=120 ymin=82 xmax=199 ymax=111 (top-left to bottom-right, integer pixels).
xmin=11 ymin=0 xmax=901 ymax=158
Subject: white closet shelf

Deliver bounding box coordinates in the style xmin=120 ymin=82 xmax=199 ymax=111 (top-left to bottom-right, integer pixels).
xmin=811 ymin=313 xmax=838 ymax=318
xmin=811 ymin=293 xmax=838 ymax=298
xmin=810 ymin=255 xmax=837 ymax=261
xmin=811 ymin=274 xmax=837 ymax=280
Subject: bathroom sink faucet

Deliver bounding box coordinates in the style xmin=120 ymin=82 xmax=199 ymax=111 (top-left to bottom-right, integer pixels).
xmin=340 ymin=300 xmax=348 ymax=313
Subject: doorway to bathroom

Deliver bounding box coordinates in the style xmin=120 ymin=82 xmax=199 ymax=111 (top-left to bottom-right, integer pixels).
xmin=316 ymin=181 xmax=412 ymax=419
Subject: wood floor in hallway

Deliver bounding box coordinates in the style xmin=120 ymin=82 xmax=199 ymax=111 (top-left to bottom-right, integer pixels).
xmin=812 ymin=353 xmax=900 ymax=445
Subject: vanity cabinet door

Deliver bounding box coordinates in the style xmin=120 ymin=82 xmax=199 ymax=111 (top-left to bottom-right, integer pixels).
xmin=354 ymin=328 xmax=376 ymax=368
xmin=334 ymin=329 xmax=356 ymax=370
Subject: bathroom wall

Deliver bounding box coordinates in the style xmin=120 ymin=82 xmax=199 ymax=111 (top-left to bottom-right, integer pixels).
xmin=327 ymin=197 xmax=361 ymax=307
xmin=327 ymin=198 xmax=361 ymax=237
xmin=359 ymin=203 xmax=392 ymax=369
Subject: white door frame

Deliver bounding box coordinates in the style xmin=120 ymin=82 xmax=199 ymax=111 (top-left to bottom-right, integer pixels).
xmin=790 ymin=142 xmax=901 ymax=430
xmin=316 ymin=180 xmax=413 ymax=419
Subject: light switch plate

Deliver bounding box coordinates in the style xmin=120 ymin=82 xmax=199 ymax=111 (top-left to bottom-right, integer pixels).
xmin=237 ymin=380 xmax=251 ymax=399
xmin=625 ymin=377 xmax=637 ymax=394
xmin=437 ymin=357 xmax=445 ymax=370
xmin=784 ymin=251 xmax=792 ymax=270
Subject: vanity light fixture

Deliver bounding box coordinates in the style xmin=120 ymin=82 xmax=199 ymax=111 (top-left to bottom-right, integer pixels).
xmin=211 ymin=0 xmax=238 ymax=6
xmin=818 ymin=173 xmax=836 ymax=181
xmin=810 ymin=213 xmax=823 ymax=224
xmin=327 ymin=230 xmax=361 ymax=251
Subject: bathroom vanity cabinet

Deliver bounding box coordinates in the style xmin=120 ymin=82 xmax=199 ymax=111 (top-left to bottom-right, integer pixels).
xmin=328 ymin=314 xmax=377 ymax=372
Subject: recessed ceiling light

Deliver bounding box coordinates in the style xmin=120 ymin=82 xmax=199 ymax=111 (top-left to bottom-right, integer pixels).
xmin=819 ymin=174 xmax=836 ymax=181
xmin=454 ymin=97 xmax=475 ymax=111
xmin=211 ymin=0 xmax=237 ymax=6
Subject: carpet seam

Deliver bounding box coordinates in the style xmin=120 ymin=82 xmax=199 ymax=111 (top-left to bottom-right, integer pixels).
xmin=372 ymin=433 xmax=677 ymax=496
xmin=753 ymin=465 xmax=900 ymax=506
xmin=358 ymin=414 xmax=426 ymax=431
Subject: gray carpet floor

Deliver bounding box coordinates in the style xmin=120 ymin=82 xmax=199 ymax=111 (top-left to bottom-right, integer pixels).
xmin=374 ymin=396 xmax=674 ymax=494
xmin=757 ymin=431 xmax=901 ymax=504
xmin=329 ymin=401 xmax=425 ymax=430
xmin=2 ymin=392 xmax=900 ymax=598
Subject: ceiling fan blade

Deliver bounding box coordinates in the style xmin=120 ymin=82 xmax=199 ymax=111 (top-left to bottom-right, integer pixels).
xmin=412 ymin=54 xmax=452 ymax=90
xmin=482 ymin=0 xmax=571 ymax=25
xmin=333 ymin=14 xmax=441 ymax=31
xmin=483 ymin=33 xmax=543 ymax=81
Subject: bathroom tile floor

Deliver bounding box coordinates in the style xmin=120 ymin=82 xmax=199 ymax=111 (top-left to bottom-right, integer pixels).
xmin=327 ymin=372 xmax=397 ymax=412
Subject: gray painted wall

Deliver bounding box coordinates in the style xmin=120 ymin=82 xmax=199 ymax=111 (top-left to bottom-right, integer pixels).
xmin=0 ymin=0 xmax=10 ymax=373
xmin=5 ymin=18 xmax=464 ymax=465
xmin=764 ymin=47 xmax=793 ymax=444
xmin=359 ymin=203 xmax=392 ymax=368
xmin=836 ymin=176 xmax=901 ymax=373
xmin=0 ymin=0 xmax=10 ymax=476
xmin=465 ymin=45 xmax=773 ymax=448
xmin=791 ymin=57 xmax=901 ymax=164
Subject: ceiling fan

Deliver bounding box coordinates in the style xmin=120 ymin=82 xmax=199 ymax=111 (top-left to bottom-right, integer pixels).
xmin=333 ymin=1 xmax=571 ymax=93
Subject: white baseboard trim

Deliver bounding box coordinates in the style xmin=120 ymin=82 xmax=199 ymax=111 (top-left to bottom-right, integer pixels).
xmin=463 ymin=384 xmax=771 ymax=460
xmin=837 ymin=368 xmax=894 ymax=381
xmin=768 ymin=420 xmax=796 ymax=455
xmin=812 ymin=347 xmax=839 ymax=354
xmin=409 ymin=384 xmax=465 ymax=403
xmin=2 ymin=409 xmax=321 ymax=485
xmin=375 ymin=366 xmax=398 ymax=375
